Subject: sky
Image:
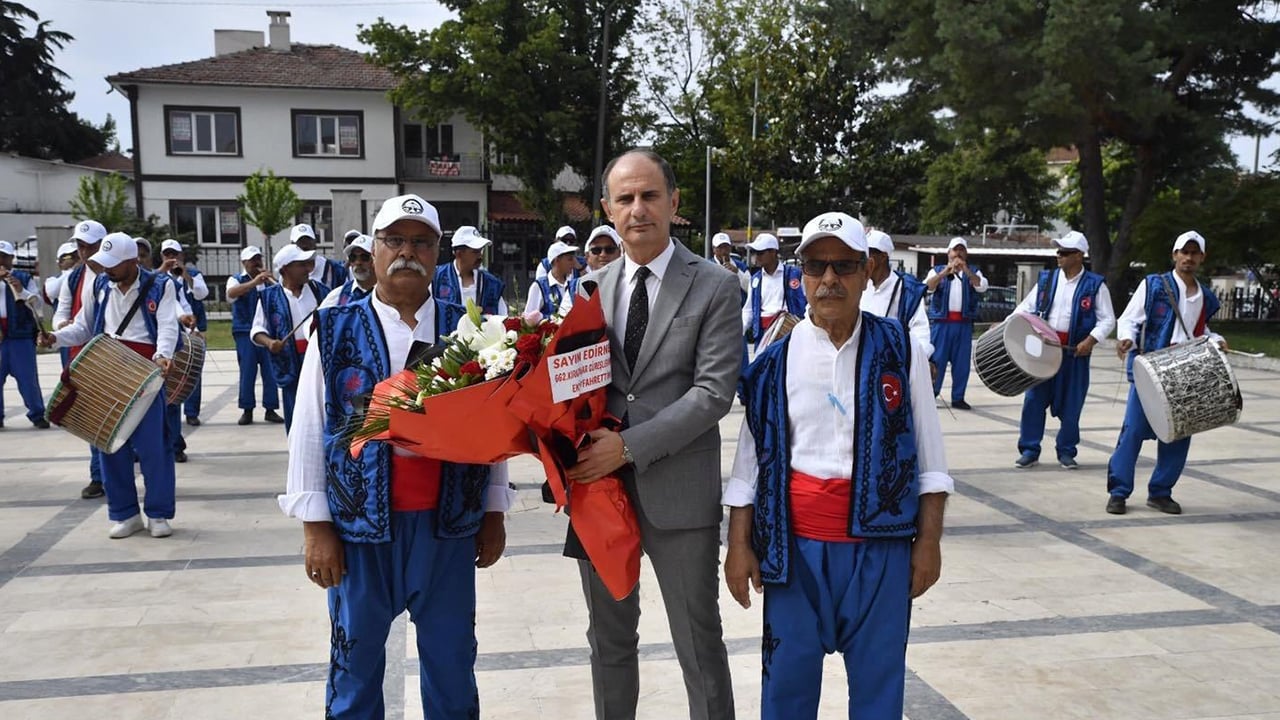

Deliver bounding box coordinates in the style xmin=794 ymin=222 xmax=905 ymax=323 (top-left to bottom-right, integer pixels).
xmin=22 ymin=0 xmax=1280 ymax=172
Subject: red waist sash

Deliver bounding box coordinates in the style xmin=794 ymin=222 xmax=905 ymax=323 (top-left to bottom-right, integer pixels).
xmin=945 ymin=311 xmax=965 ymax=322
xmin=760 ymin=313 xmax=779 ymax=330
xmin=118 ymin=339 xmax=157 ymax=359
xmin=390 ymin=453 xmax=441 ymax=511
xmin=1057 ymin=331 xmax=1070 ymax=345
xmin=789 ymin=470 xmax=862 ymax=543
xmin=295 ymin=339 xmax=309 ymax=355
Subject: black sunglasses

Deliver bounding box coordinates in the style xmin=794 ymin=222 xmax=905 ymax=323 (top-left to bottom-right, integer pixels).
xmin=588 ymin=245 xmax=618 ymax=256
xmin=800 ymin=258 xmax=866 ymax=277
xmin=1056 ymin=249 xmax=1082 ymax=257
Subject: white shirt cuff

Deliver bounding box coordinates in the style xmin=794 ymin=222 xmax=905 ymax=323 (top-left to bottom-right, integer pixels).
xmin=721 ymin=476 xmax=757 ymax=507
xmin=485 ymin=483 xmax=516 ymax=513
xmin=918 ymin=471 xmax=954 ymax=496
xmin=277 ymin=491 xmax=333 ymax=522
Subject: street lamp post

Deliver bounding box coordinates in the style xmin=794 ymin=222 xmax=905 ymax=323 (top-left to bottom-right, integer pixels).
xmin=705 ymin=145 xmax=712 ymax=259
xmin=592 ymin=1 xmax=622 ymax=223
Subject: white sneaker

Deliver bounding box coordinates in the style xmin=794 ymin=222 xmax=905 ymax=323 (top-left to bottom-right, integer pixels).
xmin=109 ymin=515 xmax=145 ymax=539
xmin=148 ymin=518 xmax=173 ymax=538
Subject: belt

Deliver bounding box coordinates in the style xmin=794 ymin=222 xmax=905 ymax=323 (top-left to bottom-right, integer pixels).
xmin=390 ymin=453 xmax=442 ymax=511
xmin=788 ymin=470 xmax=862 ymax=543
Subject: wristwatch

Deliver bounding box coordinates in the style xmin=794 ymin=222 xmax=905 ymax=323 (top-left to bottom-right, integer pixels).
xmin=621 ymin=441 xmax=635 ymax=466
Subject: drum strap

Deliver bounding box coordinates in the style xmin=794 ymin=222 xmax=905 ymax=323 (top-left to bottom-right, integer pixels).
xmin=113 ymin=275 xmax=153 ymax=337
xmin=1158 ymin=276 xmax=1197 ymax=342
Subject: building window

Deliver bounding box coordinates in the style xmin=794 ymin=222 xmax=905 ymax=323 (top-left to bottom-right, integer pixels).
xmin=166 ymin=107 xmax=240 ymax=155
xmin=297 ymin=202 xmax=333 ymax=245
xmin=403 ymin=123 xmax=454 ymax=159
xmin=172 ymin=202 xmax=242 ymax=245
xmin=293 ymin=110 xmax=363 ymax=158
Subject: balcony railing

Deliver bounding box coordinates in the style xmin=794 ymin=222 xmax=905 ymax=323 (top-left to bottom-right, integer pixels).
xmin=400 ymin=152 xmax=486 ymax=181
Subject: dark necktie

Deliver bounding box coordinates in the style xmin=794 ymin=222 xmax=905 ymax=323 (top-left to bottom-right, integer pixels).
xmin=624 ymin=266 xmax=651 ymax=371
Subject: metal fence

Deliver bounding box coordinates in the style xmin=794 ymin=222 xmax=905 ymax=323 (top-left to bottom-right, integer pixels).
xmin=1220 ymin=286 xmax=1280 ymax=320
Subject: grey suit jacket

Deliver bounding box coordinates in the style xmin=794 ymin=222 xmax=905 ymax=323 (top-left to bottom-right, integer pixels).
xmin=580 ymin=240 xmax=742 ymax=530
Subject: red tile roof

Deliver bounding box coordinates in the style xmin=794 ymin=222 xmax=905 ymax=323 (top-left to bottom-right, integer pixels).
xmin=76 ymin=151 xmax=135 ymax=173
xmin=107 ymin=44 xmax=397 ymax=91
xmin=1047 ymin=146 xmax=1079 ymax=163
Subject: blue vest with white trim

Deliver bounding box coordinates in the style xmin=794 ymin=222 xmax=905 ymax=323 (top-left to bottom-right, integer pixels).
xmin=2 ymin=270 xmax=37 ymax=339
xmin=1034 ymin=269 xmax=1104 ymax=346
xmin=258 ymin=280 xmax=328 ymax=387
xmin=926 ymin=265 xmax=979 ymax=321
xmin=747 ymin=265 xmax=807 ymax=341
xmin=433 ymin=263 xmax=505 ymax=315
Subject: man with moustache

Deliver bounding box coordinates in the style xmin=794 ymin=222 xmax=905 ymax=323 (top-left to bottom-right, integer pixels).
xmin=432 ymin=225 xmax=507 ymax=315
xmin=55 ymin=220 xmax=109 ymax=498
xmin=584 ymin=225 xmax=622 ymax=272
xmin=39 ymin=233 xmax=181 ymax=538
xmin=227 ymin=246 xmax=284 ymax=426
xmin=567 ymin=149 xmax=739 ymax=720
xmin=291 ymin=223 xmax=349 ymax=289
xmin=925 ymin=237 xmax=989 ymax=410
xmin=281 ymin=194 xmax=511 ymax=719
xmin=725 ymin=212 xmax=951 ymax=719
xmin=321 ymin=234 xmax=376 ymax=308
xmin=251 ymin=245 xmax=329 ymax=432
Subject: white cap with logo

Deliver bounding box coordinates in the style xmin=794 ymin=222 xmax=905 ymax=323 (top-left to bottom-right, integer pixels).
xmin=588 ymin=225 xmax=621 ymax=245
xmin=0 ymin=241 xmax=15 ymax=256
xmin=373 ymin=194 xmax=442 ymax=236
xmin=947 ymin=236 xmax=968 ymax=251
xmin=746 ymin=233 xmax=780 ymax=252
xmin=1173 ymin=230 xmax=1206 ymax=252
xmin=289 ymin=224 xmax=317 ymax=244
xmin=160 ymin=239 xmax=184 ymax=254
xmin=89 ymin=233 xmax=138 ymax=269
xmin=240 ymin=245 xmax=264 ymax=261
xmin=711 ymin=232 xmax=732 ymax=248
xmin=546 ymin=240 xmax=579 ymax=262
xmin=865 ymin=230 xmax=894 ymax=255
xmin=1053 ymin=231 xmax=1089 ymax=255
xmin=799 ymin=213 xmax=867 ymax=254
xmin=70 ymin=220 xmax=107 ymax=244
xmin=555 ymin=226 xmax=577 ymax=241
xmin=57 ymin=241 xmax=78 ymax=258
xmin=344 ymin=234 xmax=374 ymax=257
xmin=274 ymin=244 xmax=316 ymax=272
xmin=451 ymin=226 xmax=492 ymax=250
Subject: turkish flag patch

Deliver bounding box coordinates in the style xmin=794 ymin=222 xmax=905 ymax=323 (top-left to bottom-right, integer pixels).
xmin=789 ymin=278 xmax=801 ymax=290
xmin=881 ymin=372 xmax=903 ymax=413
xmin=147 ymin=300 xmax=157 ymax=314
xmin=1081 ymin=296 xmax=1092 ymax=311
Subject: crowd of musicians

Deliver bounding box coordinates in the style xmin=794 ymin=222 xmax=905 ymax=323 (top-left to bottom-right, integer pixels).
xmin=0 ymin=148 xmax=1233 ymax=719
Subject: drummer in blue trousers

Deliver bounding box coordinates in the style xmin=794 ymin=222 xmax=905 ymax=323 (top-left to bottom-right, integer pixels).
xmin=1107 ymin=231 xmax=1225 ymax=516
xmin=226 ymin=246 xmax=285 ymax=426
xmin=1012 ymin=231 xmax=1115 ymax=470
xmin=925 ymin=237 xmax=988 ymax=410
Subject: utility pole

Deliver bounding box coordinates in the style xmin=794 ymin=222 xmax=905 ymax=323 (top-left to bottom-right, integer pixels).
xmin=592 ymin=1 xmax=620 ymax=223
xmin=746 ymin=73 xmax=759 ymax=241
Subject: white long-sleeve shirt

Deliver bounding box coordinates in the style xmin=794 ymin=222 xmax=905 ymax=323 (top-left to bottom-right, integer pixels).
xmin=860 ymin=273 xmax=934 ymax=356
xmin=613 ymin=240 xmax=675 ymax=338
xmin=54 ymin=265 xmax=96 ymax=327
xmin=251 ymin=283 xmax=322 ymax=344
xmin=1014 ymin=269 xmax=1117 ymax=342
xmin=1116 ymin=275 xmax=1223 ymax=347
xmin=925 ymin=267 xmax=989 ymax=311
xmin=177 ymin=268 xmax=209 ymax=301
xmin=52 ymin=272 xmax=180 ymax=359
xmin=1 ymin=272 xmax=41 ymax=320
xmin=449 ymin=261 xmax=509 ymax=316
xmin=43 ymin=274 xmax=63 ymax=307
xmin=741 ymin=266 xmax=786 ymax=331
xmin=524 ymin=274 xmax=574 ymax=317
xmin=278 ymin=290 xmax=512 ymax=522
xmin=723 ymin=315 xmax=954 ymax=507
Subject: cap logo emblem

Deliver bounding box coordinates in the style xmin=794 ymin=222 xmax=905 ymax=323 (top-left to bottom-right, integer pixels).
xmin=102 ymin=240 xmax=113 ymax=252
xmin=402 ymin=199 xmax=424 ymax=215
xmin=817 ymin=217 xmax=843 ymax=232
xmin=79 ymin=222 xmax=90 ymax=231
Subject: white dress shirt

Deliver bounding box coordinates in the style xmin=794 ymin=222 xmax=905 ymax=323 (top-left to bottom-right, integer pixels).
xmin=52 ymin=272 xmax=180 ymax=359
xmin=452 ymin=261 xmax=509 ymax=316
xmin=1014 ymin=269 xmax=1117 ymax=341
xmin=308 ymin=255 xmax=332 ymax=285
xmin=251 ymin=283 xmax=322 ymax=344
xmin=860 ymin=273 xmax=934 ymax=356
xmin=279 ymin=290 xmax=512 ymax=522
xmin=742 ymin=265 xmax=786 ymax=330
xmin=179 ymin=268 xmax=209 ymax=301
xmin=1117 ymin=275 xmax=1222 ymax=347
xmin=723 ymin=314 xmax=954 ymax=507
xmin=54 ymin=265 xmax=96 ymax=327
xmin=613 ymin=239 xmax=676 ymax=336
xmin=43 ymin=274 xmax=63 ymax=306
xmin=1 ymin=272 xmax=41 ymax=320
xmin=925 ymin=268 xmax=989 ymax=311
xmin=525 ymin=274 xmax=576 ymax=317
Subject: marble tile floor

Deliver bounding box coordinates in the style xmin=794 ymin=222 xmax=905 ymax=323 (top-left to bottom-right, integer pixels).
xmin=1 ymin=348 xmax=1278 ymax=719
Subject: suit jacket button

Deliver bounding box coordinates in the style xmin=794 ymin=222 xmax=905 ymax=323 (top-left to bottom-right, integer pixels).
xmin=626 ymin=393 xmax=636 ymax=402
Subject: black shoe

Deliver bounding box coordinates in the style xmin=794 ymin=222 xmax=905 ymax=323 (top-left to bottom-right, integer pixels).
xmin=186 ymin=416 xmax=201 ymax=427
xmin=264 ymin=409 xmax=285 ymax=424
xmin=1014 ymin=452 xmax=1039 ymax=469
xmin=174 ymin=450 xmax=188 ymax=464
xmin=952 ymin=400 xmax=973 ymax=410
xmin=1146 ymin=496 xmax=1182 ymax=514
xmin=81 ymin=481 xmax=105 ymax=499
xmin=237 ymin=410 xmax=253 ymax=426
xmin=1058 ymin=456 xmax=1079 ymax=470
xmin=1106 ymin=496 xmax=1126 ymax=515
xmin=32 ymin=417 xmax=50 ymax=429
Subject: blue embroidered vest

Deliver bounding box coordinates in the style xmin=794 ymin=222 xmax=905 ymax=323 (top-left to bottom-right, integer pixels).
xmin=315 ymin=298 xmax=491 ymax=543
xmin=740 ymin=314 xmax=920 ymax=584
xmin=926 ymin=265 xmax=980 ymax=321
xmin=176 ymin=267 xmax=208 ymax=331
xmin=318 ymin=257 xmax=349 ymax=289
xmin=894 ymin=271 xmax=928 ymax=328
xmin=229 ymin=272 xmax=258 ymax=334
xmin=91 ymin=269 xmax=171 ymax=344
xmin=433 ymin=264 xmax=506 ymax=315
xmin=535 ymin=276 xmax=578 ymax=317
xmin=1126 ymin=272 xmax=1221 ymax=380
xmin=748 ymin=265 xmax=807 ymax=340
xmin=335 ymin=279 xmax=370 ymax=307
xmin=259 ymin=280 xmax=328 ymax=386
xmin=2 ymin=270 xmax=38 ymax=339
xmin=1034 ymin=269 xmax=1104 ymax=346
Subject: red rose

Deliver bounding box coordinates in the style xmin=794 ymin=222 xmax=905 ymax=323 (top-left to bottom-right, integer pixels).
xmin=459 ymin=361 xmax=483 ymax=377
xmin=436 ymin=367 xmax=452 ymax=380
xmin=502 ymin=317 xmax=522 ymax=332
xmin=539 ymin=322 xmax=558 ymax=338
xmin=516 ymin=333 xmax=542 ymax=356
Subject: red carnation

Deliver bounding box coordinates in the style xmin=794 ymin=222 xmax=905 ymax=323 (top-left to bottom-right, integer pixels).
xmin=515 ymin=333 xmax=542 ymax=356
xmin=539 ymin=322 xmax=559 ymax=338
xmin=459 ymin=361 xmax=484 ymax=377
xmin=503 ymin=317 xmax=522 ymax=332
xmin=436 ymin=367 xmax=452 ymax=380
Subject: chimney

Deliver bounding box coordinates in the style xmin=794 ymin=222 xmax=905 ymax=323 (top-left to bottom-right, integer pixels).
xmin=267 ymin=10 xmax=291 ymax=52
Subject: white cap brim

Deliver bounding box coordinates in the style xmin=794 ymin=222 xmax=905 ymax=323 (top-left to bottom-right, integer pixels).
xmin=453 ymin=237 xmax=491 ymax=250
xmin=89 ymin=248 xmax=124 ymax=269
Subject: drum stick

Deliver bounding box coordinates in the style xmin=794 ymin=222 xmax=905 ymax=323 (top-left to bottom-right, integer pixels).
xmin=936 ymin=396 xmax=957 ymax=421
xmin=284 ymin=309 xmax=318 ymax=342
xmin=1225 ymin=348 xmax=1265 ymax=359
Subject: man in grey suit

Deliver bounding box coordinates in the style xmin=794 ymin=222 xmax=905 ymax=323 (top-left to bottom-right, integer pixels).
xmin=567 ymin=149 xmax=740 ymax=720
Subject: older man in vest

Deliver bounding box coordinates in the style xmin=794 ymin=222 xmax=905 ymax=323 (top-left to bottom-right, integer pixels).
xmin=321 ymin=234 xmax=376 ymax=309
xmin=252 ymin=245 xmax=329 ymax=432
xmin=725 ymin=212 xmax=952 ymax=719
xmin=227 ymin=246 xmax=284 ymax=426
xmin=925 ymin=237 xmax=988 ymax=409
xmin=743 ymin=233 xmax=806 ymax=355
xmin=280 ymin=194 xmax=511 ymax=719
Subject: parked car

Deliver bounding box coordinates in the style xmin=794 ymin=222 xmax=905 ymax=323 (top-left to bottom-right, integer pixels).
xmin=12 ymin=236 xmax=38 ymax=272
xmin=978 ymin=285 xmax=1019 ymax=323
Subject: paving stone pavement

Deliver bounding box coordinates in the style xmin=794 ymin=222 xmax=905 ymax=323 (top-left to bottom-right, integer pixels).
xmin=1 ymin=345 xmax=1278 ymax=719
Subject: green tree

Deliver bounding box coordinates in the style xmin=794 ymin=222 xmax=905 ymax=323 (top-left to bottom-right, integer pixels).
xmin=919 ymin=129 xmax=1056 ymax=234
xmin=68 ymin=173 xmax=129 ymax=230
xmin=870 ymin=0 xmax=1280 ymax=295
xmin=237 ymin=170 xmax=302 ymax=245
xmin=0 ymin=1 xmax=114 ymax=161
xmin=360 ymin=0 xmax=640 ymax=229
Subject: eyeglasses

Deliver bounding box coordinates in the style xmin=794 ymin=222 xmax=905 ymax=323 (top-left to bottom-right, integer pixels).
xmin=1056 ymin=249 xmax=1082 ymax=257
xmin=378 ymin=235 xmax=439 ymax=251
xmin=800 ymin=258 xmax=866 ymax=277
xmin=588 ymin=245 xmax=618 ymax=256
